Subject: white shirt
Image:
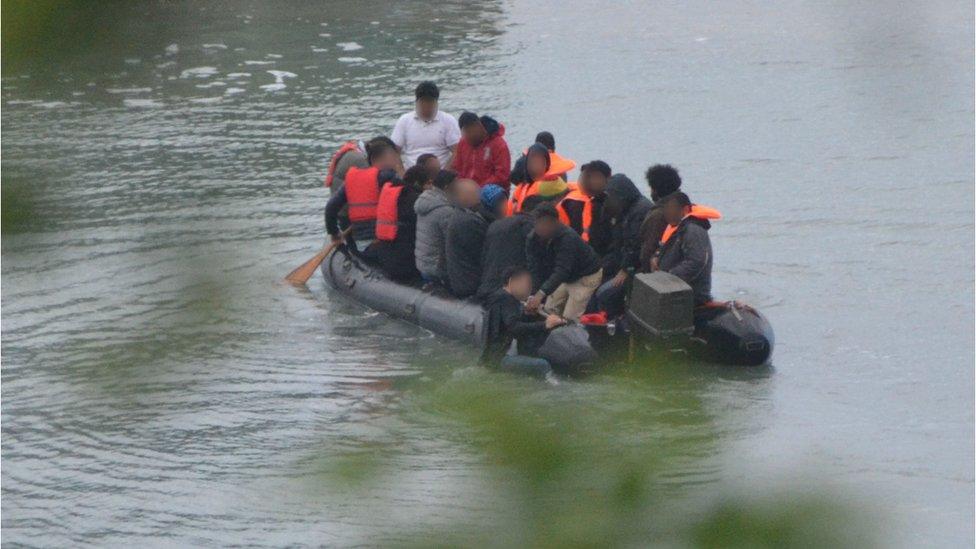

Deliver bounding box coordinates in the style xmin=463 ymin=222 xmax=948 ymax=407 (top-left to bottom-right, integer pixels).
xmin=390 ymin=110 xmax=461 ymax=167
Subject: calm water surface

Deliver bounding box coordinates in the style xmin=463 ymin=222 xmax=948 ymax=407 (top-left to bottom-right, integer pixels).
xmin=2 ymin=1 xmax=973 ymax=546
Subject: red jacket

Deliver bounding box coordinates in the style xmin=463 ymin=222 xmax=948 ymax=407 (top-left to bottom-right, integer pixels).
xmin=453 ymin=122 xmax=511 ymax=189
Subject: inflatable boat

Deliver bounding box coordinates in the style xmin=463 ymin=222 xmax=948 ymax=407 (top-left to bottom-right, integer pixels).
xmin=321 ymin=247 xmax=774 ymax=367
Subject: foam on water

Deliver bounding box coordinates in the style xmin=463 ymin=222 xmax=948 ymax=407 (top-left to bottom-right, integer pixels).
xmin=259 ymin=70 xmax=297 ymax=91
xmin=122 ymin=98 xmax=162 ymax=108
xmin=338 ymin=57 xmax=367 ymax=63
xmin=180 ymin=66 xmax=219 ymax=78
xmin=337 ymin=42 xmax=363 ymax=51
xmin=105 ymin=87 xmax=154 ymax=94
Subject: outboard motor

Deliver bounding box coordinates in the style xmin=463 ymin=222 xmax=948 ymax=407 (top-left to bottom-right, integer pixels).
xmin=626 ymin=272 xmax=695 ymax=341
xmin=692 ymin=302 xmax=774 ymax=366
xmin=625 ymin=272 xmax=774 ymax=366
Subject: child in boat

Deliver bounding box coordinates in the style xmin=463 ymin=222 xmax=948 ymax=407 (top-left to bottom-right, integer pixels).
xmin=481 ymin=267 xmax=566 ymax=378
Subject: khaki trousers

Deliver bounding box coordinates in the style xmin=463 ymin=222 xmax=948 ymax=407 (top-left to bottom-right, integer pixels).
xmin=544 ymin=269 xmax=603 ymax=321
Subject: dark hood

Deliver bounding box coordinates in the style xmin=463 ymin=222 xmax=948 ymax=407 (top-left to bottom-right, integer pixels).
xmin=480 ymin=115 xmax=503 ymax=138
xmin=684 ymin=216 xmax=712 ymax=232
xmin=606 ymin=173 xmax=642 ymax=210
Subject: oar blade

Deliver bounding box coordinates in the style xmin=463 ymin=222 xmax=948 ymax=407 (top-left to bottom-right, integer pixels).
xmin=285 ymin=247 xmax=329 ymax=285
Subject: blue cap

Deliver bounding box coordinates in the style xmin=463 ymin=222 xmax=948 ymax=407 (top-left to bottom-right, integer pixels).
xmin=480 ymin=184 xmax=507 ymax=211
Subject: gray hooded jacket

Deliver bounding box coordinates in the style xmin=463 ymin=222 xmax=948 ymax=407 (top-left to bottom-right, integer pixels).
xmin=414 ymin=187 xmax=457 ymax=279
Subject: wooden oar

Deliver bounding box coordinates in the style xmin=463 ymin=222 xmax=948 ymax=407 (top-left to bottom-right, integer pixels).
xmin=284 ymin=228 xmax=351 ymax=286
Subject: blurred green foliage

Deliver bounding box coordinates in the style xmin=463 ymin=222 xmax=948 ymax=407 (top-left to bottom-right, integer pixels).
xmin=2 ymin=0 xmax=174 ymax=73
xmin=3 ymin=0 xmax=115 ymax=70
xmin=1 ymin=178 xmax=43 ymax=235
xmin=306 ymin=363 xmax=876 ymax=548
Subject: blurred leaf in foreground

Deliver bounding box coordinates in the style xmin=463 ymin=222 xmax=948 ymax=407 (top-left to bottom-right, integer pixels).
xmin=301 ymin=363 xmax=877 ymax=548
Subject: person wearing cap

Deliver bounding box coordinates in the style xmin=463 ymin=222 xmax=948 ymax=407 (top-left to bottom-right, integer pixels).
xmin=525 ymin=204 xmax=603 ymax=321
xmin=444 ymin=179 xmax=494 ymax=299
xmin=391 ymin=81 xmax=461 ymax=168
xmin=452 ymin=112 xmax=511 ymax=189
xmin=555 ymin=160 xmax=619 ymax=258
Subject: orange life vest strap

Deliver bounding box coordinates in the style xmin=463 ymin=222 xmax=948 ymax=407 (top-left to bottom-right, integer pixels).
xmin=660 ymin=204 xmax=722 ymax=244
xmin=324 ymin=141 xmax=361 ymax=188
xmin=510 ymin=181 xmax=539 ymax=213
xmin=556 ymin=188 xmax=593 ymax=242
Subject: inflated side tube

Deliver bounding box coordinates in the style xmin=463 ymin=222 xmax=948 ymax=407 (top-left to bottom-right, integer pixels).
xmin=321 ymin=248 xmax=488 ymax=348
xmin=692 ymin=302 xmax=774 ymax=366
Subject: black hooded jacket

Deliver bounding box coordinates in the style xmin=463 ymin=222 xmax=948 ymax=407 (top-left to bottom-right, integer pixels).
xmin=603 ymin=174 xmax=653 ymax=274
xmin=526 ymin=224 xmax=602 ymax=296
xmin=445 ymin=205 xmax=493 ymax=299
xmin=477 ymin=211 xmax=535 ymax=299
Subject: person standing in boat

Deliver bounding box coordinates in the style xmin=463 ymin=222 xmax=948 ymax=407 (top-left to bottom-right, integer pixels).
xmin=638 ymin=164 xmax=683 ymax=271
xmin=555 ymin=160 xmax=619 ymax=258
xmin=482 ymin=267 xmax=566 ymax=379
xmin=445 ymin=180 xmax=494 ymax=299
xmin=452 ymin=112 xmax=511 ymax=189
xmin=361 ymin=165 xmax=428 ymax=283
xmin=324 ymin=138 xmax=403 ymax=254
xmin=414 ymin=169 xmax=460 ymax=286
xmin=391 ymin=81 xmax=461 ymax=168
xmin=590 ymin=173 xmax=653 ymax=317
xmin=525 ymin=204 xmax=603 ymax=321
xmin=651 ymin=191 xmax=719 ymax=306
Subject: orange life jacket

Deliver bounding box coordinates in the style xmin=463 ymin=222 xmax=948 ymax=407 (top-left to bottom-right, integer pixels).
xmin=660 ymin=204 xmax=722 ymax=243
xmin=345 ymin=166 xmax=381 ymax=222
xmin=510 ymin=181 xmax=539 ymax=213
xmin=324 ymin=140 xmax=361 ymax=188
xmin=556 ymin=188 xmax=594 ymax=242
xmin=520 ymin=149 xmax=576 ymax=179
xmin=375 ymin=182 xmax=403 ymax=241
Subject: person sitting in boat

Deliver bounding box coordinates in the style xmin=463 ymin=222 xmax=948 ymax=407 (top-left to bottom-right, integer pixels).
xmin=555 ymin=160 xmax=619 ymax=258
xmin=525 ymin=204 xmax=603 ymax=321
xmin=414 ymin=169 xmax=460 ymax=286
xmin=391 ymin=81 xmax=461 ymax=168
xmin=415 ymin=153 xmax=441 ymax=180
xmin=651 ymin=191 xmax=720 ymax=306
xmin=361 ymin=165 xmax=428 ymax=283
xmin=477 ymin=194 xmax=546 ymax=300
xmin=324 ymin=138 xmax=403 ymax=254
xmin=452 ymin=112 xmax=511 ymax=189
xmin=589 ymin=173 xmax=653 ymax=317
xmin=510 ymin=143 xmax=575 ymax=213
xmin=445 ymin=180 xmax=495 ymax=299
xmin=638 ymin=164 xmax=683 ymax=271
xmin=509 ymin=131 xmax=570 ymax=186
xmin=482 ymin=267 xmax=567 ymax=379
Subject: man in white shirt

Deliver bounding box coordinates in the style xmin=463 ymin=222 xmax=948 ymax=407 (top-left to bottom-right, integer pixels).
xmin=391 ymin=81 xmax=461 ymax=168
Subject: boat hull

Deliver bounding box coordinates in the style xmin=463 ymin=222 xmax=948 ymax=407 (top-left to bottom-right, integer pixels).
xmin=320 ymin=248 xmax=773 ymax=366
xmin=321 ymin=248 xmax=488 ymax=347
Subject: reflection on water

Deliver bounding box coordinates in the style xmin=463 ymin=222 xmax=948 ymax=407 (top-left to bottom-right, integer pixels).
xmin=2 ymin=0 xmax=973 ymax=546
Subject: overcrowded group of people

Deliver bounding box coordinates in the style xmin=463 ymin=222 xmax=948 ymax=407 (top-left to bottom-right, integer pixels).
xmin=323 ymin=81 xmax=719 ymax=375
